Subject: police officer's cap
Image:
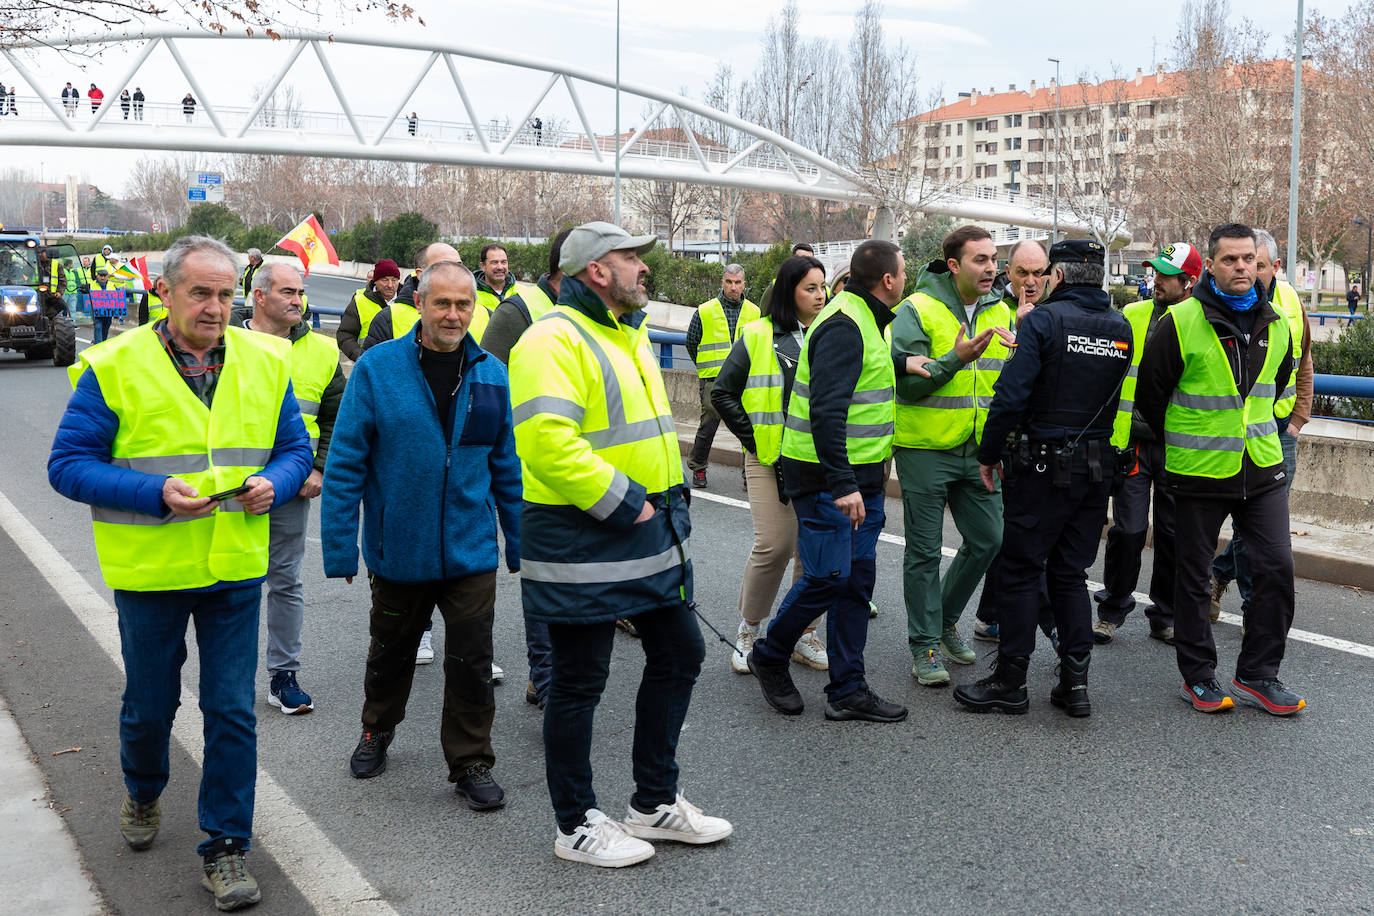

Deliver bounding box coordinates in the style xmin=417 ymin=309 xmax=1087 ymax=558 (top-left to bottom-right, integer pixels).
xmin=1047 ymin=238 xmax=1105 ymax=267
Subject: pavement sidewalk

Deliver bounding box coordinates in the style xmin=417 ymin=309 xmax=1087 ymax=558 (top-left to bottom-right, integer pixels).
xmin=0 ymin=695 xmax=104 ymax=914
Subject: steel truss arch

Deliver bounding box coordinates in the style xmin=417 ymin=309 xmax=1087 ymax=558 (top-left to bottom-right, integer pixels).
xmin=0 ymin=28 xmax=1128 ymax=242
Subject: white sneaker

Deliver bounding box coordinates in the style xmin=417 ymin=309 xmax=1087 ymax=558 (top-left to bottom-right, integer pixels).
xmin=491 ymin=663 xmax=504 ymax=683
xmin=791 ymin=630 xmax=829 ymax=670
xmin=623 ymin=794 xmax=733 ymax=845
xmin=554 ymin=808 xmax=655 ymax=867
xmin=731 ymin=622 xmax=758 ymax=675
xmin=415 ymin=631 xmax=434 ymax=665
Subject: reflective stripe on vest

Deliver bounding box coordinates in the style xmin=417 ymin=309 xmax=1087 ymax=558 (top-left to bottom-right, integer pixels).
xmin=694 ymin=297 xmax=760 ymax=379
xmin=1110 ymin=299 xmax=1154 ymax=449
xmin=1163 ymin=299 xmax=1287 ymax=479
xmin=75 ymin=325 xmax=291 ymax=590
xmin=511 ymin=306 xmax=681 ymax=519
xmin=894 ymin=292 xmax=1011 ymax=449
xmin=782 ymin=291 xmax=894 ymax=465
xmin=1271 ymin=280 xmax=1304 ymax=419
xmin=738 ymin=317 xmax=785 ymax=465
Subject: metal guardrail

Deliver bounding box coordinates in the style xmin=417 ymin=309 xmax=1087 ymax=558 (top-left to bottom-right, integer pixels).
xmin=649 ymin=329 xmax=687 ymax=370
xmin=1310 ymin=312 xmax=1366 ymax=326
xmin=1314 ymin=374 xmax=1374 ymax=399
xmin=309 ymin=304 xmax=344 ymax=329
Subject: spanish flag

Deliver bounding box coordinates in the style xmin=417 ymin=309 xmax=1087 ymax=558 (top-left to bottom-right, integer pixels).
xmin=276 ymin=215 xmax=339 ymax=277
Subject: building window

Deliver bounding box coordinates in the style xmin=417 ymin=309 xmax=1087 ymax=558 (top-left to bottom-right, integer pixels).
xmin=945 ymin=124 xmax=952 ymax=137
xmin=975 ymin=121 xmax=984 ymax=132
xmin=945 ymin=167 xmax=952 ymax=178
xmin=1027 ymin=161 xmax=1044 ymax=175
xmin=957 ymin=123 xmax=963 ymax=136
xmin=926 ymin=147 xmax=940 ymax=160
xmin=975 ymin=165 xmax=984 ymax=178
xmin=945 ymin=146 xmax=951 ymax=157
xmin=986 ymin=120 xmax=998 ymax=132
xmin=1008 ymin=159 xmax=1022 ymax=172
xmin=925 ymin=126 xmax=940 ymax=139
xmin=986 ymin=164 xmax=998 ymax=177
xmin=956 ymin=144 xmax=963 ymax=156
xmin=1073 ymin=113 xmax=1083 ymax=126
xmin=956 ymin=166 xmax=963 ymax=178
xmin=1029 ymin=114 xmax=1044 ymax=129
xmin=1028 ymin=137 xmax=1044 ymax=151
xmin=1137 ymin=129 xmax=1153 ymax=144
xmin=925 ymin=167 xmax=938 ymax=178
xmin=1136 ymin=103 xmax=1156 ymax=117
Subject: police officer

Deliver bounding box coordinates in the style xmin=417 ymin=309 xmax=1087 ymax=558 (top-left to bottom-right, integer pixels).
xmin=1135 ymin=223 xmax=1302 ymax=717
xmin=1093 ymin=242 xmax=1202 ymax=645
xmin=953 ymin=239 xmax=1132 ymax=718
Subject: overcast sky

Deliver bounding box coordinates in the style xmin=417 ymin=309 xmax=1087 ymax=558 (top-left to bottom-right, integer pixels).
xmin=0 ymin=0 xmax=1345 ymax=220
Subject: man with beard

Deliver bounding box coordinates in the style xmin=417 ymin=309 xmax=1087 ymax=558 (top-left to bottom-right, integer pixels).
xmin=509 ymin=222 xmax=731 ymax=867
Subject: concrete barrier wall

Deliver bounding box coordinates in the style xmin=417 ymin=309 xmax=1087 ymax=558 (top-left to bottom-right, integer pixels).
xmin=1292 ymin=431 xmax=1374 ymax=531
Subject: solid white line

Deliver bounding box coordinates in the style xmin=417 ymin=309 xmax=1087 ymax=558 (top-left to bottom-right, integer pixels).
xmin=691 ymin=488 xmax=1374 ymax=660
xmin=0 ymin=489 xmax=399 ymax=916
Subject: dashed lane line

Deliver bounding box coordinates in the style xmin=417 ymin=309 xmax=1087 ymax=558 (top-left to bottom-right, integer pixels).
xmin=0 ymin=488 xmax=400 ymax=916
xmin=690 ymin=489 xmax=1374 ymax=661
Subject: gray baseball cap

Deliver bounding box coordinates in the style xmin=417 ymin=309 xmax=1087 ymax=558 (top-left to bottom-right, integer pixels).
xmin=559 ymin=221 xmax=656 ymax=277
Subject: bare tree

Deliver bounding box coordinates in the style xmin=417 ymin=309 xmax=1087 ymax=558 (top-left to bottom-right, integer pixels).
xmin=0 ymin=1 xmax=419 ymax=46
xmin=622 ymin=179 xmax=714 ymax=252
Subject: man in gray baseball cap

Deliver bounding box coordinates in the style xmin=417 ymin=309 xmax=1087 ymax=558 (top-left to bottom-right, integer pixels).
xmin=558 ymin=220 xmax=657 ymax=278
xmin=508 ymin=221 xmax=732 ymax=867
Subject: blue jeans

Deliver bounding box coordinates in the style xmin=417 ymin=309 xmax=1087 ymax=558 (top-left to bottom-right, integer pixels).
xmin=753 ymin=490 xmax=885 ymax=701
xmin=1212 ymin=431 xmax=1298 ymax=609
xmin=92 ymin=315 xmax=112 ymax=343
xmin=114 ymin=584 xmax=260 ymax=856
xmin=544 ymin=601 xmax=704 ymax=832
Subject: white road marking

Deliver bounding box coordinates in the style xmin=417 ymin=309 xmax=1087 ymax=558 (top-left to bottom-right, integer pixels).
xmin=691 ymin=488 xmax=1374 ymax=661
xmin=0 ymin=489 xmax=399 ymax=916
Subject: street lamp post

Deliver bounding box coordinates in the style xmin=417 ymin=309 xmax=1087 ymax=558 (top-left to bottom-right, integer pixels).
xmin=1048 ymin=57 xmax=1061 ymax=243
xmin=1354 ymin=218 xmax=1372 ymax=315
xmin=613 ymin=0 xmax=621 ymax=226
xmin=1287 ymin=0 xmax=1304 ymax=267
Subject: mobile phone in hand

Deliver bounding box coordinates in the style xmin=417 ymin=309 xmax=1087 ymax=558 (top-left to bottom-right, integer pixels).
xmin=207 ymin=484 xmax=251 ymax=502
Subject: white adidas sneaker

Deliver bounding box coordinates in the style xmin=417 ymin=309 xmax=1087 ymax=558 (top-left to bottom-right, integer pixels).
xmin=622 ymin=794 xmax=733 ymax=845
xmin=554 ymin=808 xmax=655 ymax=868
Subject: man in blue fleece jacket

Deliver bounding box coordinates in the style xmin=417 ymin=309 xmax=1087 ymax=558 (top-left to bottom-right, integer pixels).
xmin=322 ymin=259 xmax=521 ymax=811
xmin=48 ymin=235 xmax=313 ymax=912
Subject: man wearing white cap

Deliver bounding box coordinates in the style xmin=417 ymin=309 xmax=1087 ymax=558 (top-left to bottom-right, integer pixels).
xmin=1093 ymin=242 xmax=1202 ymax=645
xmin=509 ymin=221 xmax=732 ymax=868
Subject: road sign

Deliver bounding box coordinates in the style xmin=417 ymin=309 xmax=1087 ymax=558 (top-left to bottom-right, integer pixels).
xmin=186 ymin=170 xmax=225 ymax=203
xmin=151 ymin=222 xmax=161 ymax=232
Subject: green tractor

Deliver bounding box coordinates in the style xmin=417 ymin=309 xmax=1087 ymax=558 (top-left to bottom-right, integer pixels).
xmin=0 ymin=232 xmax=79 ymax=367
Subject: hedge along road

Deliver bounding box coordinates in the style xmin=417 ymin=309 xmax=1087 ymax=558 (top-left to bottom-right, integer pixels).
xmin=0 ymin=338 xmax=1372 ymax=914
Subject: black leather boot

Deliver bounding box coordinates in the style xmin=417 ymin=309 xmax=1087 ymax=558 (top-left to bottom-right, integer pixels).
xmin=953 ymin=654 xmax=1029 ymax=714
xmin=1050 ymin=652 xmax=1091 ymax=717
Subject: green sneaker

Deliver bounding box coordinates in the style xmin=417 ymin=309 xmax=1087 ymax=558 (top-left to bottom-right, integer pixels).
xmin=201 ymin=839 xmax=261 ymax=912
xmin=913 ymin=649 xmax=950 ymax=687
xmin=119 ymin=794 xmax=160 ymax=850
xmin=940 ymin=626 xmax=976 ymax=665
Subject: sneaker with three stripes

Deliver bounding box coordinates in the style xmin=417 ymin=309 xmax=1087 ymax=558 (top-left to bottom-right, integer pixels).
xmin=622 ymin=794 xmax=733 ymax=845
xmin=555 ymin=808 xmax=655 ymax=868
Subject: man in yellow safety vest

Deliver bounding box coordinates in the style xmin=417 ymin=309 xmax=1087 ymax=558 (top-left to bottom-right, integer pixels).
xmin=685 ymin=263 xmax=758 ymax=487
xmin=48 ymin=235 xmax=313 ymax=910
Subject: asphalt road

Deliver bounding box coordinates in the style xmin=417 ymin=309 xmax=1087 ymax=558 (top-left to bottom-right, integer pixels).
xmin=1 ymin=341 xmax=1372 ymax=915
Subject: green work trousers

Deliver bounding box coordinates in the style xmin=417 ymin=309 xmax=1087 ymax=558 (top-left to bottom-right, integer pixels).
xmin=895 ymin=444 xmax=1003 ymax=657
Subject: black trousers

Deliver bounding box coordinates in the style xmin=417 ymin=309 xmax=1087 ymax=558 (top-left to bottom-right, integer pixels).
xmin=995 ymin=462 xmax=1114 ymax=659
xmin=976 ymin=475 xmax=1058 ymax=638
xmin=688 ymin=377 xmax=721 ymax=471
xmin=1172 ymin=486 xmax=1294 ymax=684
xmin=1095 ymin=440 xmax=1175 ymax=628
xmin=361 ymin=572 xmax=497 ymax=778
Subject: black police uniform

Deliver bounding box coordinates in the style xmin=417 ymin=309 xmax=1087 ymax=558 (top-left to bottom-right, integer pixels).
xmin=953 ymin=239 xmax=1132 ymax=717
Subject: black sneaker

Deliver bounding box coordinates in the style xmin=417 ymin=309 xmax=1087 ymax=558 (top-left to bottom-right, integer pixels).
xmin=1180 ymin=678 xmax=1234 ymax=713
xmin=692 ymin=469 xmax=707 ymax=488
xmin=747 ymin=650 xmax=803 ymax=715
xmin=454 ymin=762 xmax=506 ymax=810
xmin=953 ymin=655 xmax=1030 ymax=714
xmin=349 ymin=729 xmax=394 ymax=779
xmin=1232 ymin=676 xmax=1306 ymax=716
xmin=824 ymin=686 xmax=908 ymax=723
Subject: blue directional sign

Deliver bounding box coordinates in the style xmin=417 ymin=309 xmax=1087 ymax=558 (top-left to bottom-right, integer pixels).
xmin=198 ymin=173 xmax=222 ymax=185
xmin=188 ymin=188 xmax=207 ymax=201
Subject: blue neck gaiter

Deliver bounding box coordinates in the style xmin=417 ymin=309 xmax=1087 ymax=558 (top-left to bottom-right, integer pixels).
xmin=1209 ymin=277 xmax=1258 ymax=311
